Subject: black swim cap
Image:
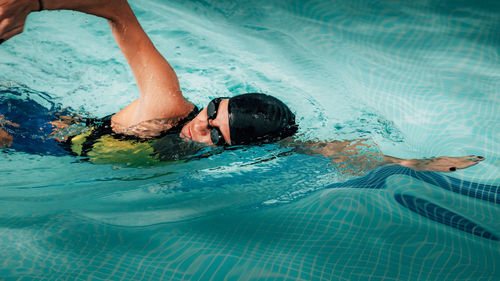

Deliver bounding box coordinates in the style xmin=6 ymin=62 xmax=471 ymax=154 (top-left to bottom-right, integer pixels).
xmin=228 ymin=93 xmax=298 ymax=145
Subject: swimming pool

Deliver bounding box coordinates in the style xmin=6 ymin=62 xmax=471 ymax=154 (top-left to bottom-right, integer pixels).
xmin=1 ymin=0 xmax=499 ymax=280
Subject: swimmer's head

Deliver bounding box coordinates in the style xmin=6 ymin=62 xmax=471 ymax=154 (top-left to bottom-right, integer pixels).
xmin=227 ymin=93 xmax=298 ymax=145
xmin=180 ymin=93 xmax=298 ymax=146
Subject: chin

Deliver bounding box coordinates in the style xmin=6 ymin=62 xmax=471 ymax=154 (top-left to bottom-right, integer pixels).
xmin=179 ymin=124 xmax=190 ymax=140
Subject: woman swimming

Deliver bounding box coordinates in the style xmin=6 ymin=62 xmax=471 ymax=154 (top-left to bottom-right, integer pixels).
xmin=0 ymin=0 xmax=484 ymax=172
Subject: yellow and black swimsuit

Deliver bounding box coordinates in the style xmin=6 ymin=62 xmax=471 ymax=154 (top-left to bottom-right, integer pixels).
xmin=65 ymin=107 xmax=203 ymax=166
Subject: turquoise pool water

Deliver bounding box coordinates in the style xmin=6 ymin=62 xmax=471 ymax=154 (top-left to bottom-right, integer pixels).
xmin=1 ymin=0 xmax=499 ymax=280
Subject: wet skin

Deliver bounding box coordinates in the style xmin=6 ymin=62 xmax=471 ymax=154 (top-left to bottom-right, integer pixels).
xmin=179 ymin=98 xmax=231 ymax=146
xmin=301 ymin=139 xmax=485 ymax=174
xmin=385 ymin=155 xmax=485 ymax=172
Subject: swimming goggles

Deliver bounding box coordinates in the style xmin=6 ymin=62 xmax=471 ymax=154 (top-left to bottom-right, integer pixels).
xmin=207 ymin=97 xmax=228 ymax=146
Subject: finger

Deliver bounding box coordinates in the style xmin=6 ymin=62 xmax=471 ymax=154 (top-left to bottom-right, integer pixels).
xmin=469 ymin=155 xmax=485 ymax=161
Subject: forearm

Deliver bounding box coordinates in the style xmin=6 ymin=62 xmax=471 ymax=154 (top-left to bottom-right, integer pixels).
xmin=41 ymin=0 xmax=126 ymax=22
xmin=288 ymin=138 xmax=483 ymax=173
xmin=287 ymin=139 xmax=373 ymax=157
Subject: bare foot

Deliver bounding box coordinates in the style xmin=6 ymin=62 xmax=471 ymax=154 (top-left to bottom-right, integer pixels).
xmin=0 ymin=114 xmax=19 ymax=128
xmin=387 ymin=155 xmax=485 ymax=172
xmin=0 ymin=128 xmax=13 ymax=148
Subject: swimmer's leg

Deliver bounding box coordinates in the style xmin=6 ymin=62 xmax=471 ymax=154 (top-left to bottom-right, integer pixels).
xmin=382 ymin=155 xmax=484 ymax=172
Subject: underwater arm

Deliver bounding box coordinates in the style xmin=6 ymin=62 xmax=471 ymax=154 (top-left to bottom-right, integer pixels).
xmin=381 ymin=155 xmax=484 ymax=172
xmin=288 ymin=139 xmax=484 ymax=173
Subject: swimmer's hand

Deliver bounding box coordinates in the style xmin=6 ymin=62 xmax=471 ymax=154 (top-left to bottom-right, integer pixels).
xmin=384 ymin=155 xmax=485 ymax=172
xmin=0 ymin=0 xmax=40 ymax=43
xmin=0 ymin=0 xmax=127 ymax=44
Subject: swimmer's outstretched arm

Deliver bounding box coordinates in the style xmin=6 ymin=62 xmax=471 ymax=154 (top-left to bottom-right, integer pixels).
xmin=0 ymin=0 xmax=194 ymax=130
xmin=380 ymin=155 xmax=484 ymax=172
xmin=288 ymin=139 xmax=484 ymax=173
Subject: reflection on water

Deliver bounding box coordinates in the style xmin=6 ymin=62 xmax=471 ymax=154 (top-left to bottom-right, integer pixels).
xmin=0 ymin=0 xmax=499 ymax=280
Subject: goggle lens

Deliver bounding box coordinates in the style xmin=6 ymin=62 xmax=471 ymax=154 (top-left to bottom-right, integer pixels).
xmin=207 ymin=98 xmax=227 ymax=146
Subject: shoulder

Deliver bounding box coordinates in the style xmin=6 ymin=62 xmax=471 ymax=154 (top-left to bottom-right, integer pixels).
xmin=112 ymin=118 xmax=179 ymax=138
xmin=111 ymin=99 xmax=197 ymax=138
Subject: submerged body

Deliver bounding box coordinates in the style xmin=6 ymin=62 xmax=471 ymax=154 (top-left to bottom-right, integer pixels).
xmin=0 ymin=90 xmax=484 ymax=173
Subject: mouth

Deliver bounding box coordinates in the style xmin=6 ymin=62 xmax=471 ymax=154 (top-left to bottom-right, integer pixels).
xmin=180 ymin=123 xmax=193 ymax=140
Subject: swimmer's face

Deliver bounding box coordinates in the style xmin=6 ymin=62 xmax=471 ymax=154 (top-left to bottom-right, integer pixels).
xmin=180 ymin=98 xmax=231 ymax=146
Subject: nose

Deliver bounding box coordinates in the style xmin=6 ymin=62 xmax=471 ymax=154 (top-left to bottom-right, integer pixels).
xmin=192 ymin=118 xmax=210 ymax=136
xmin=208 ymin=119 xmax=217 ymax=127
